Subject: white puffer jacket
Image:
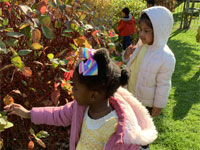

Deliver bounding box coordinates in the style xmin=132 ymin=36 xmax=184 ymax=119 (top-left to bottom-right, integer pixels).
xmin=123 ymin=6 xmax=176 ymax=108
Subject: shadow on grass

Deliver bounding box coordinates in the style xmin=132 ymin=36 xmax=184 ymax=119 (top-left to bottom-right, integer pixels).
xmin=167 ymin=29 xmax=200 ymax=120
xmin=172 ymin=69 xmax=200 ymax=120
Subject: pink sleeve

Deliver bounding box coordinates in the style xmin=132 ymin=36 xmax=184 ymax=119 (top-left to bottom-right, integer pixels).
xmin=31 ymin=101 xmax=74 ymax=127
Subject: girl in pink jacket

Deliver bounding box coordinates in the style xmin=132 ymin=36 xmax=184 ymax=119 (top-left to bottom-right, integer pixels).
xmin=5 ymin=48 xmax=157 ymax=150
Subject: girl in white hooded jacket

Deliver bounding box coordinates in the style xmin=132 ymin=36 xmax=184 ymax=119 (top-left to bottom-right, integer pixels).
xmin=123 ymin=6 xmax=176 ymax=118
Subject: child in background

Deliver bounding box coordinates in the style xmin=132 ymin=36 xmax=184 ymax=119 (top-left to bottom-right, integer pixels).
xmin=4 ymin=48 xmax=157 ymax=150
xmin=123 ymin=6 xmax=175 ymax=117
xmin=118 ymin=7 xmax=137 ymax=51
xmin=123 ymin=6 xmax=175 ymax=150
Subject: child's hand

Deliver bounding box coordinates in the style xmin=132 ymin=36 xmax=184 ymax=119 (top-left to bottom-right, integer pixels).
xmin=152 ymin=107 xmax=162 ymax=117
xmin=4 ymin=103 xmax=31 ymax=119
xmin=124 ymin=44 xmax=137 ymax=59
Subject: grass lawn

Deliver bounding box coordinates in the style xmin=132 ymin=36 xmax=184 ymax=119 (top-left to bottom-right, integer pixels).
xmin=151 ymin=2 xmax=200 ymax=150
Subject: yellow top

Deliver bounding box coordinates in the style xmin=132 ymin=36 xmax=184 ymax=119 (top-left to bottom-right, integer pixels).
xmin=76 ymin=108 xmax=118 ymax=150
xmin=128 ymin=44 xmax=148 ymax=95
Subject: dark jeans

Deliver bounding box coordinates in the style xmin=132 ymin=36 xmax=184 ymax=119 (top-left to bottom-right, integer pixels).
xmin=122 ymin=36 xmax=131 ymax=50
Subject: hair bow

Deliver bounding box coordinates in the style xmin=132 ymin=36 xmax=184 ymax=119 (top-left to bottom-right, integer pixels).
xmin=79 ymin=48 xmax=98 ymax=76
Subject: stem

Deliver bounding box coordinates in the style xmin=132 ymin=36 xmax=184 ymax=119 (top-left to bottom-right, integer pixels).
xmin=0 ymin=64 xmax=14 ymax=72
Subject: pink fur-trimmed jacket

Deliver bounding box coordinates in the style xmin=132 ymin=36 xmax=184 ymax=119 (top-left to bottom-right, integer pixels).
xmin=31 ymin=87 xmax=157 ymax=150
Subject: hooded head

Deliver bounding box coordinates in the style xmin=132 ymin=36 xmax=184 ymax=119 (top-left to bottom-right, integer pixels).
xmin=141 ymin=6 xmax=174 ymax=48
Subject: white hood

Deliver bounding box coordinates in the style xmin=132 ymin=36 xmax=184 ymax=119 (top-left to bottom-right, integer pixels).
xmin=142 ymin=6 xmax=174 ymax=49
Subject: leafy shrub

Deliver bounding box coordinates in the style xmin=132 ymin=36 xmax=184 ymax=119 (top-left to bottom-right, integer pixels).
xmin=0 ymin=0 xmax=119 ymax=149
xmin=85 ymin=0 xmax=146 ymax=47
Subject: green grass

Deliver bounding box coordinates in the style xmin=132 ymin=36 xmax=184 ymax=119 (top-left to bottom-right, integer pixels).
xmin=151 ymin=3 xmax=200 ymax=150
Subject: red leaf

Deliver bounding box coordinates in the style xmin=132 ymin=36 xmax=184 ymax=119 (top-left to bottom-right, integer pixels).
xmin=92 ymin=30 xmax=99 ymax=37
xmin=40 ymin=6 xmax=47 ymax=15
xmin=22 ymin=67 xmax=32 ymax=77
xmin=117 ymin=61 xmax=123 ymax=67
xmin=109 ymin=31 xmax=114 ymax=37
xmin=4 ymin=2 xmax=11 ymax=6
xmin=38 ymin=0 xmax=48 ymax=15
xmin=51 ymin=89 xmax=60 ymax=105
xmin=28 ymin=140 xmax=34 ymax=149
xmin=64 ymin=70 xmax=74 ymax=81
xmin=54 ymin=82 xmax=60 ymax=90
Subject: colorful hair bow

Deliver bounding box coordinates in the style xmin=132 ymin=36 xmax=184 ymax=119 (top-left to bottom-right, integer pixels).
xmin=79 ymin=48 xmax=98 ymax=76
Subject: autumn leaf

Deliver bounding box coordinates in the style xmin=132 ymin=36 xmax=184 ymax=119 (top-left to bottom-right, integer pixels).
xmin=109 ymin=31 xmax=114 ymax=37
xmin=73 ymin=36 xmax=86 ymax=47
xmin=3 ymin=95 xmax=14 ymax=106
xmin=54 ymin=7 xmax=62 ymax=19
xmin=64 ymin=70 xmax=74 ymax=80
xmin=21 ymin=66 xmax=32 ymax=77
xmin=92 ymin=30 xmax=99 ymax=37
xmin=117 ymin=61 xmax=124 ymax=67
xmin=28 ymin=140 xmax=34 ymax=150
xmin=31 ymin=43 xmax=43 ymax=50
xmin=38 ymin=0 xmax=48 ymax=15
xmin=19 ymin=23 xmax=30 ymax=30
xmin=84 ymin=40 xmax=92 ymax=49
xmin=51 ymin=89 xmax=60 ymax=105
xmin=32 ymin=29 xmax=41 ymax=43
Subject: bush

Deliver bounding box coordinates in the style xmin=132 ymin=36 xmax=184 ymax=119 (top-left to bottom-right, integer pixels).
xmin=0 ymin=0 xmax=119 ymax=149
xmin=85 ymin=0 xmax=146 ymax=47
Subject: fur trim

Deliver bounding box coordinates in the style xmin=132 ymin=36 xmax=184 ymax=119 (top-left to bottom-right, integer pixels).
xmin=114 ymin=87 xmax=157 ymax=145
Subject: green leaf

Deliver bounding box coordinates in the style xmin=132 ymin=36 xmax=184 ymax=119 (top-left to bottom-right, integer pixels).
xmin=63 ymin=29 xmax=73 ymax=33
xmin=6 ymin=32 xmax=24 ymax=38
xmin=11 ymin=55 xmax=24 ymax=69
xmin=52 ymin=59 xmax=59 ymax=68
xmin=4 ymin=122 xmax=13 ymax=129
xmin=40 ymin=15 xmax=51 ymax=27
xmin=41 ymin=25 xmax=55 ymax=40
xmin=36 ymin=131 xmax=49 ymax=139
xmin=108 ymin=43 xmax=115 ymax=48
xmin=21 ymin=80 xmax=27 ymax=86
xmin=5 ymin=38 xmax=18 ymax=47
xmin=20 ymin=25 xmax=31 ymax=39
xmin=18 ymin=49 xmax=32 ymax=56
xmin=30 ymin=128 xmax=36 ymax=136
xmin=55 ymin=20 xmax=62 ymax=28
xmin=4 ymin=28 xmax=13 ymax=32
xmin=60 ymin=68 xmax=68 ymax=72
xmin=61 ymin=33 xmax=72 ymax=38
xmin=71 ymin=23 xmax=79 ymax=31
xmin=0 ymin=40 xmax=7 ymax=54
xmin=70 ymin=43 xmax=76 ymax=50
xmin=3 ymin=18 xmax=8 ymax=26
xmin=59 ymin=60 xmax=65 ymax=66
xmin=0 ymin=118 xmax=6 ymax=126
xmin=47 ymin=53 xmax=54 ymax=60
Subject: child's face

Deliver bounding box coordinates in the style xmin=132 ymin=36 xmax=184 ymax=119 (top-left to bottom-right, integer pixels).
xmin=72 ymin=71 xmax=93 ymax=106
xmin=121 ymin=11 xmax=126 ymax=17
xmin=139 ymin=21 xmax=154 ymax=45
